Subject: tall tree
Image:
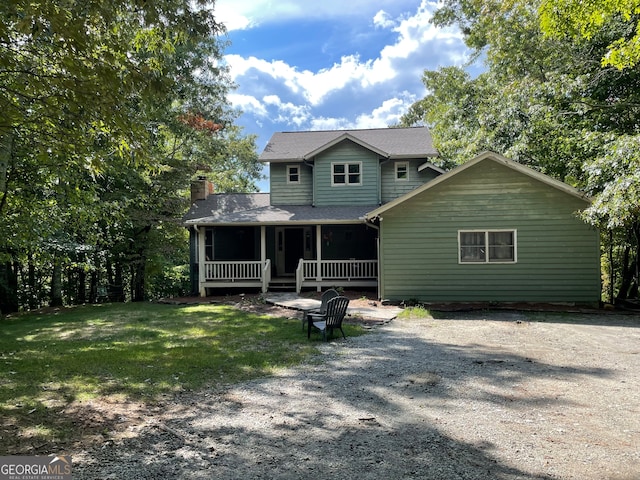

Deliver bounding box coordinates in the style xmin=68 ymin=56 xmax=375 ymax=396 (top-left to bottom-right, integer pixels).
xmin=403 ymin=0 xmax=640 ymax=302
xmin=0 ymin=1 xmax=262 ymax=312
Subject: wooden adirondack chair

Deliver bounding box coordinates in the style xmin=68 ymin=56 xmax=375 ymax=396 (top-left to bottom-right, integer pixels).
xmin=307 ymin=295 xmax=350 ymax=341
xmin=302 ymin=288 xmax=339 ymax=331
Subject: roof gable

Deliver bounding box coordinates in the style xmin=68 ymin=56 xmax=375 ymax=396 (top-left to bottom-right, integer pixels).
xmin=260 ymin=126 xmax=437 ymax=163
xmin=366 ymin=151 xmax=591 ymax=219
xmin=304 ymin=133 xmax=389 ymax=159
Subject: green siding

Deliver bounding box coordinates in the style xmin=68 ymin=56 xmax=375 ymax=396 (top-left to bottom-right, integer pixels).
xmin=379 ymin=161 xmax=600 ymax=303
xmin=270 ymin=162 xmax=313 ymax=205
xmin=314 ymin=141 xmax=379 ymax=206
xmin=381 ymin=159 xmax=440 ymax=203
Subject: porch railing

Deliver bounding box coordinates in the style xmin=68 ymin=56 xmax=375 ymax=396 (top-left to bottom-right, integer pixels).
xmin=202 ymin=259 xmax=377 ymax=292
xmin=300 ymin=259 xmax=378 ymax=281
xmin=204 ymin=261 xmax=262 ymax=281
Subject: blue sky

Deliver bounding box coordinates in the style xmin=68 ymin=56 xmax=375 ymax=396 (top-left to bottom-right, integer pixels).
xmin=214 ymin=0 xmax=481 ymax=191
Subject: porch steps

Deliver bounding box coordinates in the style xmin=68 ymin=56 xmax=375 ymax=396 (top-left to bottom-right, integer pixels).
xmin=268 ymin=278 xmax=297 ymax=292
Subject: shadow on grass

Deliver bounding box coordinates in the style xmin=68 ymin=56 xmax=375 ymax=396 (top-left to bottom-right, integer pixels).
xmin=0 ymin=302 xmax=333 ymax=454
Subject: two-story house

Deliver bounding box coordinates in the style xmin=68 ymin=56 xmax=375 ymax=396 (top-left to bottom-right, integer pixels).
xmin=184 ymin=126 xmax=601 ymax=305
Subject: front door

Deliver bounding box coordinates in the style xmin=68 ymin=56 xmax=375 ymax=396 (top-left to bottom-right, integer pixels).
xmin=275 ymin=227 xmax=309 ymax=276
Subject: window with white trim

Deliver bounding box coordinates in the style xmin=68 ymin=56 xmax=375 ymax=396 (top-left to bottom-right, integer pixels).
xmin=287 ymin=165 xmax=299 ymax=184
xmin=332 ymin=162 xmax=361 ymax=186
xmin=395 ymin=161 xmax=409 ymax=181
xmin=458 ymin=230 xmax=517 ymax=263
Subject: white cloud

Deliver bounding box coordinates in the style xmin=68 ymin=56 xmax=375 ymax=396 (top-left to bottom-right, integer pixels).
xmin=225 ymin=0 xmax=465 ymax=109
xmin=307 ymin=93 xmax=417 ymax=131
xmin=226 ymin=53 xmax=382 ymax=106
xmin=373 ymin=10 xmax=396 ymax=29
xmin=354 ymin=95 xmax=417 ymax=128
xmin=223 ymin=0 xmax=477 ymax=157
xmin=215 ymin=5 xmax=252 ymax=31
xmin=263 ymin=95 xmax=311 ymax=126
xmin=228 ymin=93 xmax=268 ymax=117
xmin=309 ymin=117 xmax=348 ymax=131
xmin=216 ymin=0 xmax=420 ymax=31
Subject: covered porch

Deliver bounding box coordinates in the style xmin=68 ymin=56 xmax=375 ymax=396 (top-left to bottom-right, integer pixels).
xmin=191 ymin=223 xmax=378 ymax=295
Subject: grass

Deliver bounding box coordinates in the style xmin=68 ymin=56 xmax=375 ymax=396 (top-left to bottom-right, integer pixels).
xmin=0 ymin=302 xmax=364 ymax=453
xmin=397 ymin=304 xmax=432 ymax=319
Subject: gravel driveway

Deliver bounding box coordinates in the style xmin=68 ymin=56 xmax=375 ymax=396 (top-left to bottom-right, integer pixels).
xmin=74 ymin=310 xmax=640 ymax=479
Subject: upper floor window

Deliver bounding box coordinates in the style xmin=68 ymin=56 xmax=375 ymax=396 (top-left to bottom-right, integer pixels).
xmin=332 ymin=162 xmax=361 ymax=186
xmin=287 ymin=165 xmax=299 ymax=184
xmin=459 ymin=230 xmax=517 ymax=263
xmin=395 ymin=162 xmax=409 ymax=181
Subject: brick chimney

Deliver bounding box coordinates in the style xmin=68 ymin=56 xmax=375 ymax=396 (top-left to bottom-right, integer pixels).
xmin=190 ymin=176 xmax=214 ymax=203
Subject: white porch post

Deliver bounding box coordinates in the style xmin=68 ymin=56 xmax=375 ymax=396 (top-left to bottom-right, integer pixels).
xmin=198 ymin=226 xmax=206 ymax=297
xmin=376 ymin=235 xmax=382 ymax=301
xmin=315 ymin=225 xmax=322 ymax=292
xmin=260 ymin=226 xmax=267 ymax=292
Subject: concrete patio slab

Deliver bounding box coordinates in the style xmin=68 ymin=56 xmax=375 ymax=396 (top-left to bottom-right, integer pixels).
xmin=265 ymin=292 xmax=402 ymax=321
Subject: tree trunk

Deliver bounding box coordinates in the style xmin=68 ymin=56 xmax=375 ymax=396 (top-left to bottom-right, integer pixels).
xmin=0 ymin=130 xmax=12 ymax=216
xmin=629 ymin=224 xmax=640 ymax=300
xmin=616 ymin=245 xmax=634 ymax=303
xmin=50 ymin=253 xmax=63 ymax=307
xmin=0 ymin=261 xmax=19 ymax=314
xmin=616 ymin=224 xmax=640 ymax=303
xmin=77 ymin=253 xmax=86 ymax=304
xmin=112 ymin=260 xmax=124 ymax=302
xmin=132 ymin=255 xmax=145 ymax=302
xmin=106 ymin=256 xmax=124 ymax=302
xmin=89 ymin=259 xmax=98 ymax=304
xmin=608 ymin=230 xmax=615 ymax=304
xmin=28 ymin=258 xmax=37 ymax=310
xmin=66 ymin=266 xmax=75 ymax=304
xmin=131 ymin=226 xmax=150 ymax=302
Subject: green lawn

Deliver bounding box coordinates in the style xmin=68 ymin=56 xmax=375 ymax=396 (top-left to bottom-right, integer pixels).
xmin=0 ymin=302 xmax=363 ymax=454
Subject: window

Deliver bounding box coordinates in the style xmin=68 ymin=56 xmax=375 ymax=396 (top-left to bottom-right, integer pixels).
xmin=459 ymin=230 xmax=516 ymax=263
xmin=395 ymin=162 xmax=409 ymax=181
xmin=332 ymin=162 xmax=361 ymax=186
xmin=287 ymin=165 xmax=299 ymax=184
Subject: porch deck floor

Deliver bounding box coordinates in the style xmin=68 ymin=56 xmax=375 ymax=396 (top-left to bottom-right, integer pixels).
xmin=265 ymin=292 xmax=402 ymax=322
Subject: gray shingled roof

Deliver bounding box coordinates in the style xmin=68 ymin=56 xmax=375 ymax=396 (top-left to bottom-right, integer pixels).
xmin=183 ymin=193 xmax=374 ymax=225
xmin=259 ymin=126 xmax=437 ymax=163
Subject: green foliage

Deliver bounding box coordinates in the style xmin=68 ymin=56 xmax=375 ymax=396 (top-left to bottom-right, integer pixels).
xmin=0 ymin=1 xmax=263 ymax=311
xmin=403 ymin=0 xmax=640 ymax=301
xmin=582 ymin=134 xmax=640 ymax=229
xmin=539 ymin=0 xmax=640 ymax=69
